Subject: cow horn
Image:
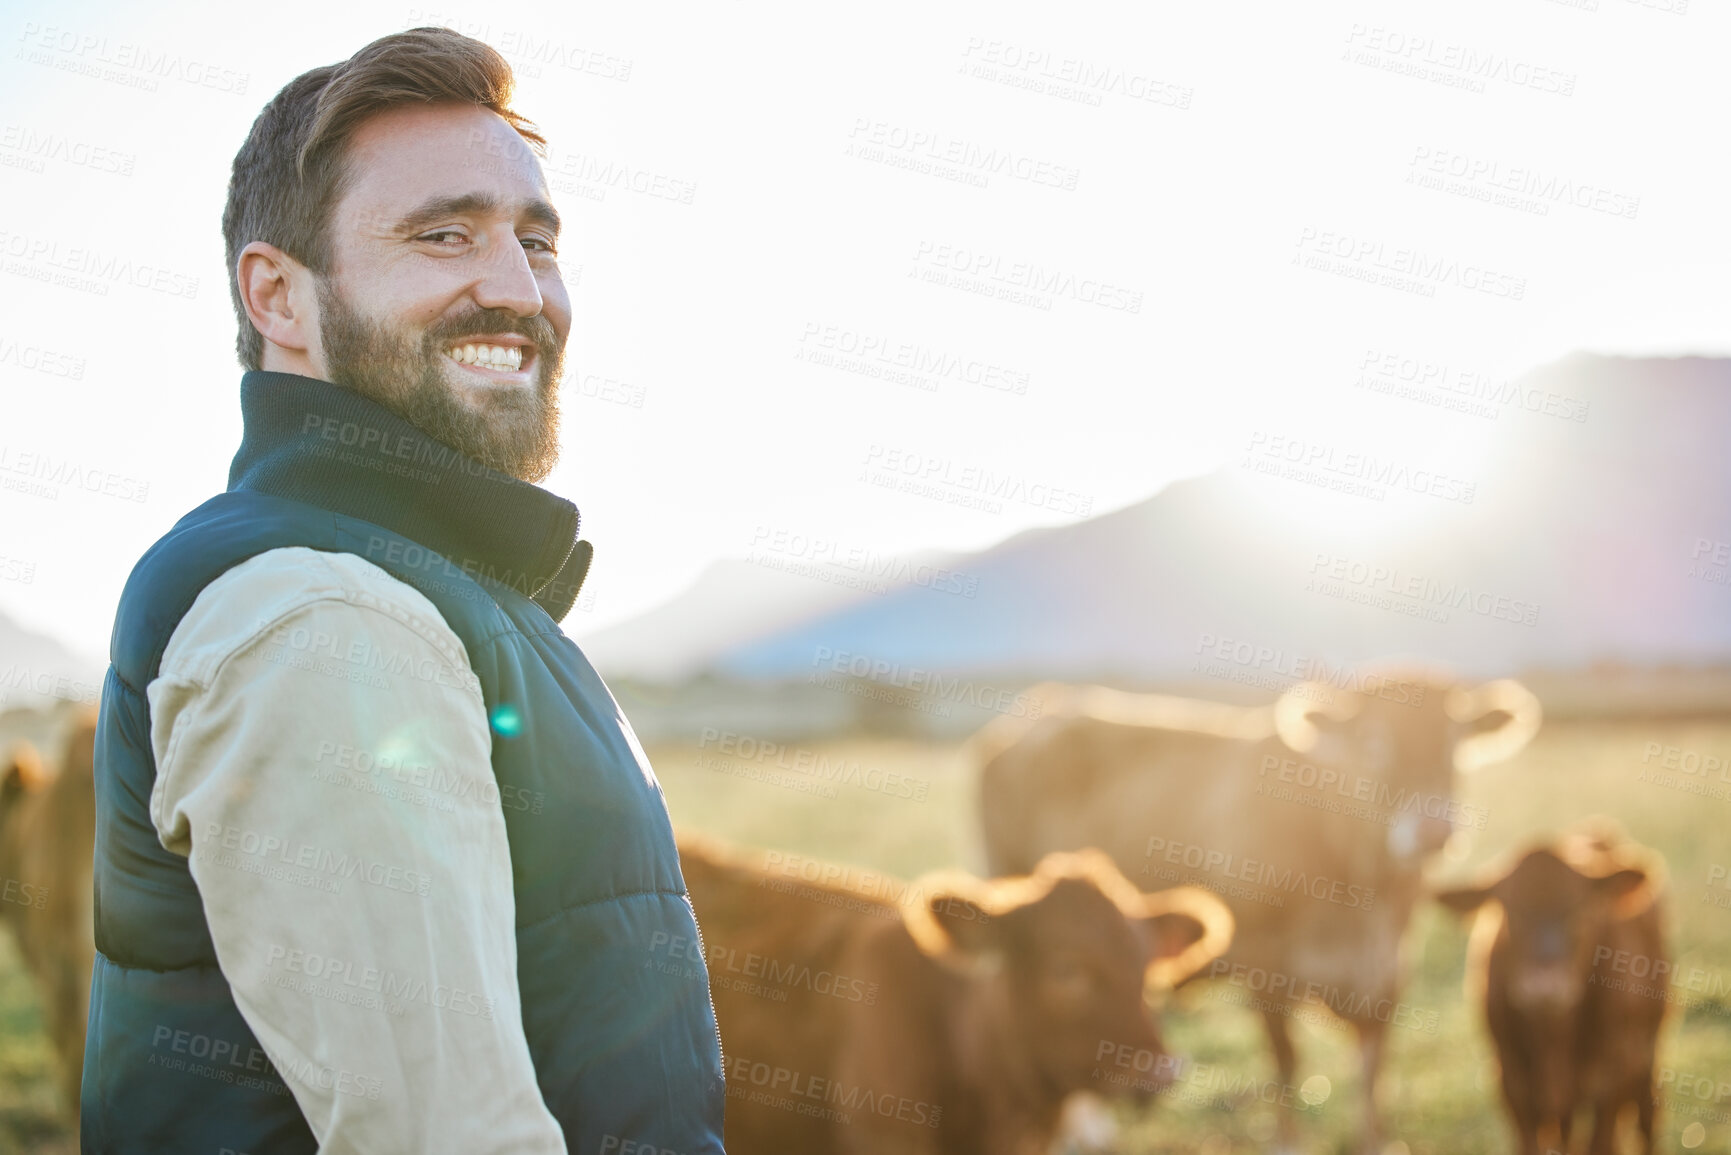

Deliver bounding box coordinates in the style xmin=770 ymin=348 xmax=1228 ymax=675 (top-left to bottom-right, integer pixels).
xmin=1445 ymin=679 xmax=1542 ymax=773
xmin=1272 ymin=683 xmax=1362 ymax=754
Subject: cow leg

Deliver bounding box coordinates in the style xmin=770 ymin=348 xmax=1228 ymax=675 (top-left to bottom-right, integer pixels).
xmin=1635 ymin=1076 xmax=1658 ymax=1155
xmin=1261 ymin=1009 xmax=1302 ymax=1154
xmin=1353 ymin=1017 xmax=1388 ymax=1155
xmin=1497 ymin=1066 xmax=1544 ymax=1155
xmin=1585 ymin=1098 xmax=1623 ymax=1155
xmin=44 ymin=967 xmax=83 ymax=1122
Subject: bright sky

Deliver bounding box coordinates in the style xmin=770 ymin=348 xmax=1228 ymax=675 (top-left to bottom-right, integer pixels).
xmin=2 ymin=0 xmax=1727 ymax=664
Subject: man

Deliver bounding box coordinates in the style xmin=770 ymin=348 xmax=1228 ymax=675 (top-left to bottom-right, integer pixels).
xmin=82 ymin=28 xmax=726 ymax=1154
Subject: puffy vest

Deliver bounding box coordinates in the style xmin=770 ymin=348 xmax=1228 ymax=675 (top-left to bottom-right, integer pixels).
xmin=82 ymin=371 xmax=726 ymax=1153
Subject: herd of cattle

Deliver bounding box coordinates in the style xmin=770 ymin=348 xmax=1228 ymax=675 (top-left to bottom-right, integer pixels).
xmin=0 ymin=670 xmax=1672 ymax=1153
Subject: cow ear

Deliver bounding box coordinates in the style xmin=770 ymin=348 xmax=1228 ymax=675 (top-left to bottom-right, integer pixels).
xmin=1272 ymin=686 xmax=1362 ymax=760
xmin=2 ymin=743 xmax=48 ymax=800
xmin=903 ymin=879 xmax=1001 ymax=977
xmin=1594 ymin=868 xmax=1652 ymax=918
xmin=4 ymin=743 xmax=47 ymax=788
xmin=1433 ymin=885 xmax=1494 ymax=915
xmin=1139 ymin=886 xmax=1233 ymax=988
xmin=1446 ymin=680 xmax=1542 ymax=773
xmin=924 ymin=893 xmax=996 ymax=956
xmin=1143 ymin=911 xmax=1203 ymax=962
xmin=1594 ymin=868 xmax=1646 ymax=897
xmin=1463 ymin=706 xmax=1515 ymax=735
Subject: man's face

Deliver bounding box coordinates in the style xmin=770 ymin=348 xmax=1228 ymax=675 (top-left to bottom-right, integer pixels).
xmin=311 ymin=103 xmax=572 ymax=483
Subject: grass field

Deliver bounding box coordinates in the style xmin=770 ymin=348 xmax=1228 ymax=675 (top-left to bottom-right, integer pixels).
xmin=2 ymin=718 xmax=1727 ymax=1153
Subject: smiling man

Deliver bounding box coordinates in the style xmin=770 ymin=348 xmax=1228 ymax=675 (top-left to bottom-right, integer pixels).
xmin=82 ymin=28 xmax=726 ymax=1154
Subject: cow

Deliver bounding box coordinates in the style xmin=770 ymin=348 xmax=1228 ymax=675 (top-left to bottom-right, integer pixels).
xmin=1434 ymin=819 xmax=1666 ymax=1155
xmin=974 ymin=671 xmax=1541 ymax=1154
xmin=0 ymin=702 xmax=98 ymax=1130
xmin=675 ymin=830 xmax=1233 ymax=1155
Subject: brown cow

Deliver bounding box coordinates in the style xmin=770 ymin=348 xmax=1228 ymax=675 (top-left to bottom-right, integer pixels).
xmin=1435 ymin=819 xmax=1666 ymax=1155
xmin=0 ymin=702 xmax=98 ymax=1129
xmin=675 ymin=831 xmax=1232 ymax=1155
xmin=974 ymin=672 xmax=1540 ymax=1154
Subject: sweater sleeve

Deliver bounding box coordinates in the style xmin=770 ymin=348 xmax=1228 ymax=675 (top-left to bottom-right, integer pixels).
xmin=145 ymin=546 xmax=567 ymax=1155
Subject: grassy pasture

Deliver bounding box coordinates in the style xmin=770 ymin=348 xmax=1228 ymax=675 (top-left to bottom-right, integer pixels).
xmin=0 ymin=718 xmax=1726 ymax=1153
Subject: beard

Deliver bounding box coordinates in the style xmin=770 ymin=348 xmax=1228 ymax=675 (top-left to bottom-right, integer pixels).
xmin=315 ymin=277 xmax=565 ymax=484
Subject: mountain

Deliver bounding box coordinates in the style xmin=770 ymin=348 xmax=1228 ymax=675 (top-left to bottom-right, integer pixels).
xmin=591 ymin=354 xmax=1731 ymax=687
xmin=577 ymin=548 xmax=971 ymax=682
xmin=0 ymin=605 xmax=106 ymax=710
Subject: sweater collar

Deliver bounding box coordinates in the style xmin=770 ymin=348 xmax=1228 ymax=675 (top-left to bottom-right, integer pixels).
xmin=227 ymin=371 xmax=589 ymax=622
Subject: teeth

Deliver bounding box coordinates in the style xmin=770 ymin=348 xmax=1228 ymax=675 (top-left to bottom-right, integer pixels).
xmin=446 ymin=344 xmax=524 ymax=371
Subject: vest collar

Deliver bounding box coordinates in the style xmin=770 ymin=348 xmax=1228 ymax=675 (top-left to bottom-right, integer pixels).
xmin=228 ymin=370 xmax=588 ymax=622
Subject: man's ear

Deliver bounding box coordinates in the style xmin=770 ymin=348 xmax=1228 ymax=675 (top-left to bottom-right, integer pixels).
xmin=1433 ymin=884 xmax=1495 ymax=915
xmin=236 ymin=241 xmax=322 ymax=369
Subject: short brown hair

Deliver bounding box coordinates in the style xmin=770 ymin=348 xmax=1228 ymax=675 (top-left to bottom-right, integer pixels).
xmin=222 ymin=27 xmax=546 ymax=370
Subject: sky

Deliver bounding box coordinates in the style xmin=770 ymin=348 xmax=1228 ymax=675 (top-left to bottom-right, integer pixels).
xmin=1 ymin=0 xmax=1728 ymax=664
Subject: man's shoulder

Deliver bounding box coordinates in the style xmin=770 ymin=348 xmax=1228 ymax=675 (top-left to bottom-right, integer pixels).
xmin=120 ymin=484 xmax=488 ymax=678
xmin=113 ymin=490 xmax=525 ymax=689
xmin=157 ymin=546 xmax=475 ymax=692
xmin=120 ymin=491 xmax=336 ymax=604
xmin=109 ymin=492 xmax=326 ymax=682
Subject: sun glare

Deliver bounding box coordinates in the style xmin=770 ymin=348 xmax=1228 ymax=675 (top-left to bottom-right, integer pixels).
xmin=1230 ymin=363 xmax=1506 ymax=545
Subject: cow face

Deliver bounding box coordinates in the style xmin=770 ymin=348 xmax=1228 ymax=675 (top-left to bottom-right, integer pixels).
xmin=904 ymin=852 xmax=1232 ymax=1099
xmin=1275 ymin=674 xmax=1541 ymax=863
xmin=1436 ymin=848 xmax=1646 ymax=1016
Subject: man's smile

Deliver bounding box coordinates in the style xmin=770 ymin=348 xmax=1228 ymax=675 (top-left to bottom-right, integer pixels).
xmin=440 ymin=333 xmax=538 ymax=382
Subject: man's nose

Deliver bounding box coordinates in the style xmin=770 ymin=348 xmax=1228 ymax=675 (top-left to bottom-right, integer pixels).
xmin=471 ymin=238 xmax=544 ymax=318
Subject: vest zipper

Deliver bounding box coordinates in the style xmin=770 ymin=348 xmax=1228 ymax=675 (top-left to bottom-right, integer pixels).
xmin=531 ymin=509 xmax=581 ymax=600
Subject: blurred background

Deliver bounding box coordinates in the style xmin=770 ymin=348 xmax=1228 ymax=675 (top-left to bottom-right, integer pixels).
xmin=2 ymin=0 xmax=1729 ymax=1151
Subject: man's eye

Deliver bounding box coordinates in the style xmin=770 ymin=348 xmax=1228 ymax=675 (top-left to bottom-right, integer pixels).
xmin=418 ymin=230 xmax=469 ymax=245
xmin=522 ymin=236 xmax=557 ymax=254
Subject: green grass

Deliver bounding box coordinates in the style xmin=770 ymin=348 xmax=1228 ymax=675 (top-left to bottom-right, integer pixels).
xmin=5 ymin=720 xmax=1724 ymax=1152
xmin=0 ymin=930 xmax=74 ymax=1154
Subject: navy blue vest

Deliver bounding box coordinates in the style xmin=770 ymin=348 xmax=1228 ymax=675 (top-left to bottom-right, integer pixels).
xmin=83 ymin=371 xmax=725 ymax=1153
